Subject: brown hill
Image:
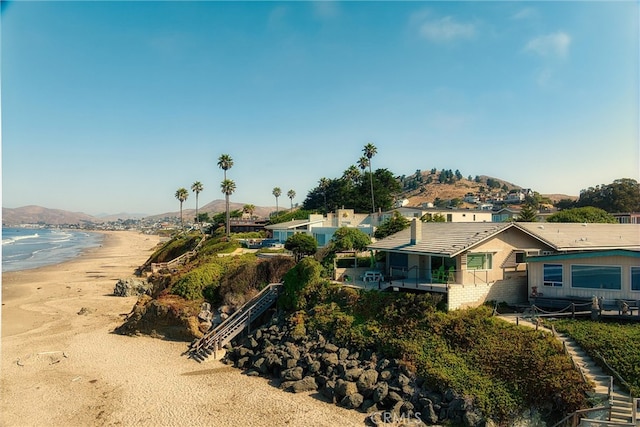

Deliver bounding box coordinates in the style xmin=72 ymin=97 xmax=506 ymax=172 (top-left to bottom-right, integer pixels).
xmin=146 ymin=199 xmax=277 ymax=221
xmin=397 ymin=172 xmax=575 ymax=208
xmin=2 ymin=205 xmax=101 ymax=226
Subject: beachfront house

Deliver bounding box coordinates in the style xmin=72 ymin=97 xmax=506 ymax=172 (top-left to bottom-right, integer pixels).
xmin=517 ymin=223 xmax=640 ymax=308
xmin=265 ymin=209 xmax=374 ymax=247
xmin=367 ymin=221 xmax=640 ymax=311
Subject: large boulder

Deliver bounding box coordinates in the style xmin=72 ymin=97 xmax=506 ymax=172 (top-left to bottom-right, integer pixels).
xmin=113 ymin=278 xmax=152 ymax=297
xmin=281 ymin=376 xmax=317 ymax=393
xmin=340 ymin=393 xmax=364 ymax=410
xmin=281 ymin=366 xmax=304 ymax=381
xmin=335 ymin=379 xmax=358 ymax=398
xmin=356 ymin=369 xmax=379 ymax=394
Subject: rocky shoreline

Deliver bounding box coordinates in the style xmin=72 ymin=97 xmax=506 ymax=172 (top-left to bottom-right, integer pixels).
xmin=222 ymin=315 xmax=490 ymax=427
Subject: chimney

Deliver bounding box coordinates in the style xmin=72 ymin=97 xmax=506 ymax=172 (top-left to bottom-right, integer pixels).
xmin=410 ymin=218 xmax=421 ymax=245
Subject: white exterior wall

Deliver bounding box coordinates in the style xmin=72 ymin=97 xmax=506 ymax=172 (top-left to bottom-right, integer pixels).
xmin=528 ymin=254 xmax=640 ymax=301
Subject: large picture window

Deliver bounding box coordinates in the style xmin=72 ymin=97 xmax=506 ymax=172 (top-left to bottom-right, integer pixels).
xmin=467 ymin=253 xmax=492 ymax=270
xmin=632 ymin=267 xmax=640 ymax=292
xmin=543 ymin=264 xmax=563 ymax=287
xmin=571 ymin=265 xmax=621 ymax=290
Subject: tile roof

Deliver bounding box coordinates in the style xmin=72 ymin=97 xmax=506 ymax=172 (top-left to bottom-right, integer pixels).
xmin=514 ymin=222 xmax=640 ymax=251
xmin=368 ymin=222 xmax=512 ymax=256
xmin=368 ymin=222 xmax=640 ymax=256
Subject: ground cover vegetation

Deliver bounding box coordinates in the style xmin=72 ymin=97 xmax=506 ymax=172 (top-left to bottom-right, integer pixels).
xmin=550 ymin=319 xmax=640 ymax=397
xmin=278 ymin=258 xmax=591 ymax=423
xmin=146 ymin=231 xmax=202 ymax=263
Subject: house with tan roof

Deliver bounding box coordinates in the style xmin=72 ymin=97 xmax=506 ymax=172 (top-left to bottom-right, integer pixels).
xmin=367 ymin=221 xmax=640 ymax=311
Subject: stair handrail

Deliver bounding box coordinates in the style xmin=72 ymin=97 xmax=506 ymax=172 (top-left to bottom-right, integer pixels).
xmin=593 ymin=351 xmax=635 ymax=399
xmin=190 ymin=283 xmax=282 ymax=356
xmin=551 ymin=405 xmax=609 ymax=427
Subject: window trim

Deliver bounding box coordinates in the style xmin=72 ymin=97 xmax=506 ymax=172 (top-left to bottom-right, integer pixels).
xmin=467 ymin=252 xmax=493 ymax=271
xmin=631 ymin=266 xmax=640 ymax=292
xmin=543 ymin=263 xmax=563 ymax=287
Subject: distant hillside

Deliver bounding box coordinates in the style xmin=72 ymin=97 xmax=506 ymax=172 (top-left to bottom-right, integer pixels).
xmin=2 ymin=205 xmax=101 ymax=226
xmin=146 ymin=199 xmax=277 ymax=221
xmin=397 ymin=171 xmax=576 ymax=208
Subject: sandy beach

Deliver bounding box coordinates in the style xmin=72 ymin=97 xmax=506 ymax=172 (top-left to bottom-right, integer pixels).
xmin=1 ymin=231 xmax=366 ymax=426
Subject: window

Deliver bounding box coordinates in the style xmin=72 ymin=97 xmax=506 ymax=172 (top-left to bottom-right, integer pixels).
xmin=467 ymin=253 xmax=492 ymax=270
xmin=543 ymin=264 xmax=563 ymax=287
xmin=632 ymin=267 xmax=640 ymax=291
xmin=571 ymin=265 xmax=621 ymax=290
xmin=446 ymin=214 xmax=452 ymax=222
xmin=515 ymin=252 xmax=526 ymax=263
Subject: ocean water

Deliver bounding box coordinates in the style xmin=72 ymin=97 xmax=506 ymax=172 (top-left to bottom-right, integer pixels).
xmin=2 ymin=228 xmax=103 ymax=273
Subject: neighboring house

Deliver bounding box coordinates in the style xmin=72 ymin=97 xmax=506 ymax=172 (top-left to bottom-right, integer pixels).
xmin=491 ymin=207 xmax=521 ymax=222
xmin=517 ymin=222 xmax=640 ymax=306
xmin=367 ymin=220 xmax=640 ymax=311
xmin=612 ymin=212 xmax=640 ymax=224
xmin=378 ymin=207 xmax=492 ymax=224
xmin=229 ymin=218 xmax=269 ymax=233
xmin=463 ymin=193 xmax=479 ymax=204
xmin=265 ymin=209 xmax=373 ymax=247
xmin=506 ymin=191 xmax=525 ymax=203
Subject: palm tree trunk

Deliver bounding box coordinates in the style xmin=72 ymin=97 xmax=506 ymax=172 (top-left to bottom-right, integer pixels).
xmin=180 ymin=202 xmax=184 ymax=229
xmin=195 ymin=194 xmax=199 ymax=224
xmin=225 ymin=194 xmax=230 ymax=238
xmin=369 ymin=164 xmax=375 ymax=213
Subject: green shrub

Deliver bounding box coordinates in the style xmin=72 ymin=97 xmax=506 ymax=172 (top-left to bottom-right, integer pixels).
xmin=149 ymin=232 xmax=201 ymax=263
xmin=279 ymin=257 xmax=323 ymax=310
xmin=171 ymin=262 xmax=224 ymax=300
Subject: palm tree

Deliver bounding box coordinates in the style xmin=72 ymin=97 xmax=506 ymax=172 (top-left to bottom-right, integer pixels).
xmin=243 ymin=204 xmax=256 ymax=219
xmin=217 ymin=154 xmax=234 ymax=180
xmin=287 ymin=189 xmax=296 ymax=211
xmin=272 ymin=187 xmax=282 ymax=215
xmin=175 ymin=187 xmax=189 ymax=230
xmin=191 ymin=181 xmax=204 ymax=224
xmin=218 ymin=154 xmax=233 ymax=237
xmin=363 ymin=142 xmax=377 ymax=213
xmin=221 ymin=179 xmax=236 ymax=238
xmin=342 ymin=165 xmax=360 ymax=184
xmin=319 ymin=177 xmax=330 ymax=214
xmin=357 ymin=156 xmax=369 ymax=173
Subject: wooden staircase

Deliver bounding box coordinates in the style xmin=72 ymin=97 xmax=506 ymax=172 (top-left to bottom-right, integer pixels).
xmin=187 ymin=283 xmax=282 ymax=362
xmin=499 ymin=315 xmax=638 ymax=426
xmin=555 ymin=333 xmax=637 ymax=426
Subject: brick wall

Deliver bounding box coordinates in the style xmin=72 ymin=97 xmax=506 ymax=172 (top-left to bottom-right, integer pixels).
xmin=448 ymin=273 xmax=528 ymax=310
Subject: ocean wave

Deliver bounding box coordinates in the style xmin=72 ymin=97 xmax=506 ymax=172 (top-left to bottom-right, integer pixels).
xmin=2 ymin=233 xmax=40 ymax=245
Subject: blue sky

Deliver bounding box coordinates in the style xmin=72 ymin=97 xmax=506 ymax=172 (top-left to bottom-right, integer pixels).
xmin=2 ymin=1 xmax=638 ymax=216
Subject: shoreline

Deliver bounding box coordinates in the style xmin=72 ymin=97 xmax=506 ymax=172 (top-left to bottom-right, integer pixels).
xmin=2 ymin=227 xmax=105 ymax=274
xmin=1 ymin=230 xmax=367 ymax=426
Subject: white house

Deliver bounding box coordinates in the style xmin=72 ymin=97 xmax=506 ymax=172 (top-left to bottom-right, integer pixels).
xmin=378 ymin=207 xmax=492 ymax=224
xmin=265 ymin=209 xmax=373 ymax=247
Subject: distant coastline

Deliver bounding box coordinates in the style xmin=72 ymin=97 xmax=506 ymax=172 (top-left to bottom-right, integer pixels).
xmin=1 ymin=227 xmax=103 ymax=273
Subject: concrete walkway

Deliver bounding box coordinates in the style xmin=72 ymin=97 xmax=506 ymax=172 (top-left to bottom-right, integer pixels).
xmin=498 ymin=314 xmax=636 ymax=426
